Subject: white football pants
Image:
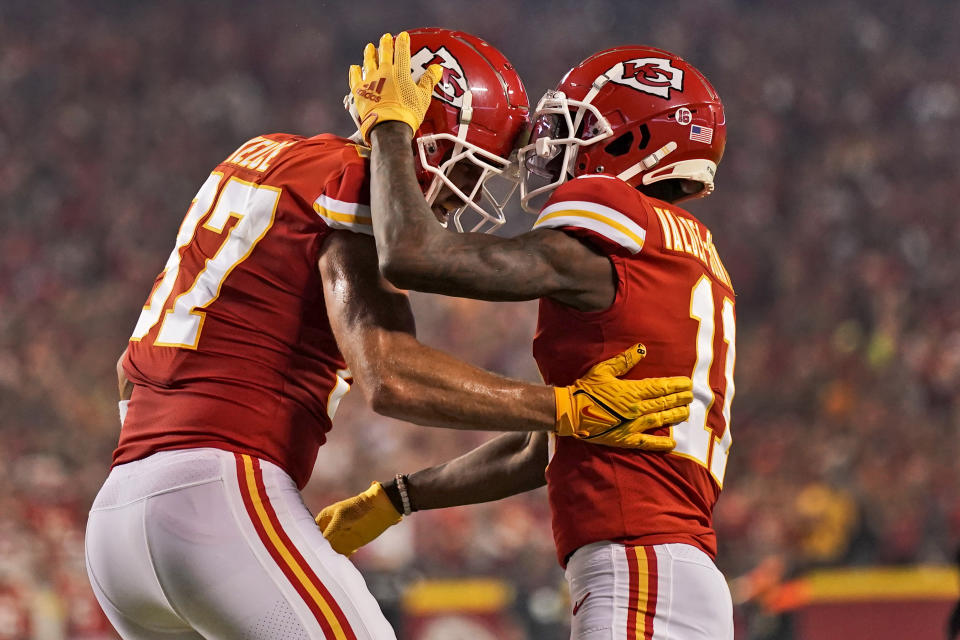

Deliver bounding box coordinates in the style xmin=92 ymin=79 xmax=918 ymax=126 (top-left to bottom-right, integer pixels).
xmin=85 ymin=448 xmax=396 ymax=640
xmin=565 ymin=542 xmax=733 ymax=640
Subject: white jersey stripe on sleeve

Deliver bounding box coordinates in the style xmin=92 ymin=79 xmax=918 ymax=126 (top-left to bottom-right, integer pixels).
xmin=533 ymin=200 xmax=646 ymax=254
xmin=313 ymin=194 xmax=373 ymax=235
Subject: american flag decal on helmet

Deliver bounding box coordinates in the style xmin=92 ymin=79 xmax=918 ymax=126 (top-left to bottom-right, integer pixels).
xmin=689 ymin=125 xmax=714 ymax=144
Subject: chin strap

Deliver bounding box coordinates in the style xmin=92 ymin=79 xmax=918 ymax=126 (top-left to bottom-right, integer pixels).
xmin=572 ymin=74 xmax=611 ymax=134
xmin=458 ymin=90 xmax=474 ymax=134
xmin=616 ymin=141 xmax=679 ymax=183
xmin=425 ymin=90 xmax=474 ymax=207
xmin=553 ymin=74 xmax=612 ymax=190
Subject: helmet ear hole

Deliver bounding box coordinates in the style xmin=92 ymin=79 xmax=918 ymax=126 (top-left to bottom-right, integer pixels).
xmin=636 ymin=124 xmax=650 ymax=151
xmin=604 ymin=131 xmax=634 ymax=157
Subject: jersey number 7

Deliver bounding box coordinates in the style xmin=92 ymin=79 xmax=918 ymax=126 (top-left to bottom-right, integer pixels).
xmin=130 ymin=172 xmax=280 ymax=349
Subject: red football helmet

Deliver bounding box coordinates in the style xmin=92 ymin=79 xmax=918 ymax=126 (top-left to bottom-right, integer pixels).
xmin=346 ymin=28 xmax=529 ymax=232
xmin=520 ymin=46 xmax=725 ymax=212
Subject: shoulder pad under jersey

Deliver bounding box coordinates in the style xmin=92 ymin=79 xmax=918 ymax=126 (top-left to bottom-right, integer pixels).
xmin=532 ymin=175 xmax=648 ymax=256
xmin=309 ymin=138 xmax=373 ymax=236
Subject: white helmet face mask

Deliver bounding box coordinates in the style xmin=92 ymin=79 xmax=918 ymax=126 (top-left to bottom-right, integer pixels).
xmin=518 ymin=87 xmax=614 ymax=214
xmin=417 ymin=130 xmax=518 ymax=234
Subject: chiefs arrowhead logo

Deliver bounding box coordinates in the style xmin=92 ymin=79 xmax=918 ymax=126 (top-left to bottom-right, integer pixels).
xmin=607 ymin=57 xmax=684 ymax=99
xmin=410 ymin=46 xmax=469 ymax=108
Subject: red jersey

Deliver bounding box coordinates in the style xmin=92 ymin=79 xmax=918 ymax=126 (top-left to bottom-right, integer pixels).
xmin=532 ymin=175 xmax=736 ymax=565
xmin=117 ymin=133 xmax=374 ymax=488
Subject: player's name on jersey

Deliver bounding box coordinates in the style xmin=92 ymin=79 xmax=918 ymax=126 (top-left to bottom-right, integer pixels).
xmin=224 ymin=136 xmax=297 ymax=173
xmin=653 ymin=206 xmax=732 ymax=290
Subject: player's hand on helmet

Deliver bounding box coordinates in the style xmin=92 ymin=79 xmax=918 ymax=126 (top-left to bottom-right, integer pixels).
xmin=554 ymin=344 xmax=692 ymax=450
xmin=349 ymin=31 xmax=443 ymax=144
xmin=316 ymin=482 xmax=402 ymax=556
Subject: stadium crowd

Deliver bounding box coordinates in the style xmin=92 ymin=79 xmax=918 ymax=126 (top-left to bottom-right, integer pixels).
xmin=1 ymin=0 xmax=958 ymax=637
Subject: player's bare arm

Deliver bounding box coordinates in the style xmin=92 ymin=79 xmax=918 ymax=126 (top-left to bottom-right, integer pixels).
xmin=116 ymin=348 xmax=132 ymax=401
xmin=319 ymin=231 xmax=690 ymax=443
xmin=385 ymin=431 xmax=548 ymax=510
xmin=318 ymin=231 xmax=553 ymax=431
xmin=317 ymin=431 xmax=548 ymax=556
xmin=370 ymin=122 xmax=616 ymax=311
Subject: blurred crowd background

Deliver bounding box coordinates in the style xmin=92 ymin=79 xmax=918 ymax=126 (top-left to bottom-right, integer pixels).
xmin=2 ymin=0 xmax=958 ymax=638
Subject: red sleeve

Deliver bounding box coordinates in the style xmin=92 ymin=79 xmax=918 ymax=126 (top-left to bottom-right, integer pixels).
xmin=531 ymin=175 xmax=650 ymax=258
xmin=308 ymin=147 xmax=373 ymax=236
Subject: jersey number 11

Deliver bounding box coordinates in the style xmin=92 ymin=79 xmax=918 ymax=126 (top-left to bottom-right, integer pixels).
xmin=671 ymin=276 xmax=735 ymax=487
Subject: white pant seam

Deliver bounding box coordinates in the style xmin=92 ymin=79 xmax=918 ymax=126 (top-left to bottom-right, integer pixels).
xmin=85 ymin=532 xmax=127 ymax=618
xmin=141 ymin=496 xmax=192 ymax=627
xmin=89 ymin=477 xmax=223 ymax=512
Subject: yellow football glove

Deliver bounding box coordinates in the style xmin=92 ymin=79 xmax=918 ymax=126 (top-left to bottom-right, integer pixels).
xmin=554 ymin=344 xmax=693 ymax=450
xmin=316 ymin=482 xmax=402 ymax=556
xmin=349 ymin=31 xmax=444 ymax=144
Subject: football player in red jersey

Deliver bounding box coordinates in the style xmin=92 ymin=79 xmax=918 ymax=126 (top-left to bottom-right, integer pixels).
xmin=85 ymin=29 xmax=694 ymax=640
xmin=320 ymin=36 xmax=735 ymax=639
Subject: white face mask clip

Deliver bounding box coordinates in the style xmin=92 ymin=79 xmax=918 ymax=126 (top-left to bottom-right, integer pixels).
xmin=535 ymin=136 xmax=554 ymax=159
